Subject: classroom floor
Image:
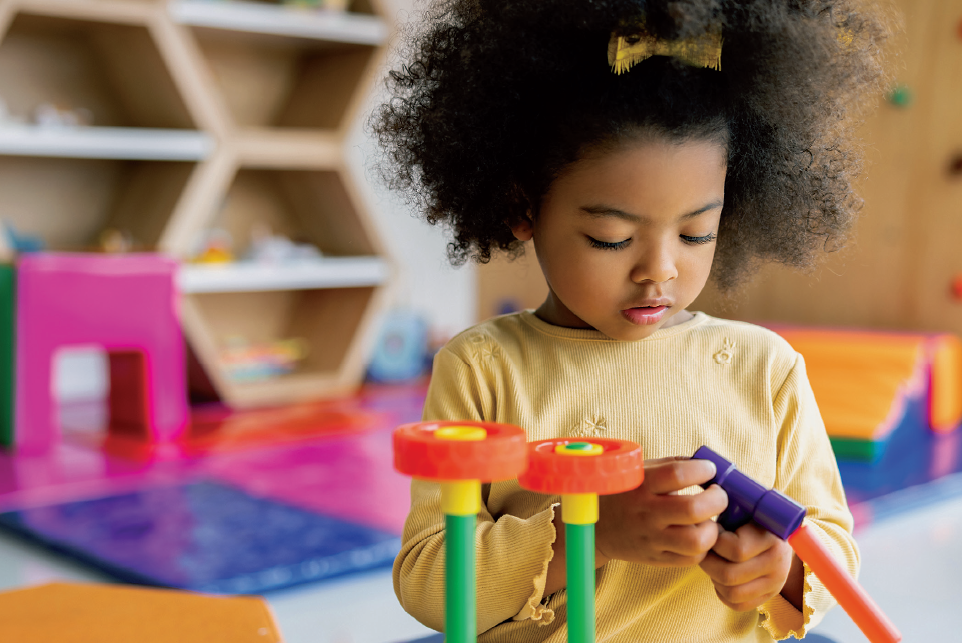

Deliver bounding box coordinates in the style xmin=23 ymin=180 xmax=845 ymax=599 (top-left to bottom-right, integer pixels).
xmin=1 ymin=487 xmax=960 ymax=642
xmin=0 ymin=381 xmax=959 ymax=642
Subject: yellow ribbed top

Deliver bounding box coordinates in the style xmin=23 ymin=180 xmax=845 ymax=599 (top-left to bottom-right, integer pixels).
xmin=393 ymin=311 xmax=858 ymax=642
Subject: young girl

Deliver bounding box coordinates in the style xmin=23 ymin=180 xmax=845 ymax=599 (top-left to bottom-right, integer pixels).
xmin=373 ymin=1 xmax=889 ymax=641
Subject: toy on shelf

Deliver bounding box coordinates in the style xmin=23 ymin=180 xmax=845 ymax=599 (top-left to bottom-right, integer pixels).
xmin=32 ymin=102 xmax=94 ymax=128
xmin=192 ymin=228 xmax=234 ymax=264
xmin=393 ymin=421 xmax=528 ymax=643
xmin=692 ymin=446 xmax=902 ymax=643
xmin=99 ymin=228 xmax=135 ymax=254
xmin=246 ymin=223 xmax=322 ymax=264
xmin=12 ymin=253 xmax=188 ymax=453
xmin=771 ymin=326 xmax=962 ymax=461
xmin=2 ymin=222 xmax=44 ymax=254
xmin=518 ymin=438 xmax=643 ymax=643
xmin=367 ymin=310 xmax=429 ymax=383
xmin=219 ymin=335 xmax=309 ymax=382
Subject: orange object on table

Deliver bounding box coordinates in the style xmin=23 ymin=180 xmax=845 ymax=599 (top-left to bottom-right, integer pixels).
xmin=0 ymin=582 xmax=284 ymax=643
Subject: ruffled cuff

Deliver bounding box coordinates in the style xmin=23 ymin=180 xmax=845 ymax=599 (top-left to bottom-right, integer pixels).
xmin=758 ymin=562 xmax=820 ymax=640
xmin=510 ymin=502 xmax=559 ymax=626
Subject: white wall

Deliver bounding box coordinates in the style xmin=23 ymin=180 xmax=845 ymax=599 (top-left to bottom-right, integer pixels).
xmin=345 ymin=0 xmax=477 ymax=343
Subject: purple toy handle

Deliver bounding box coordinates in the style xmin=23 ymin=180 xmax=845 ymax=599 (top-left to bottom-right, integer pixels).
xmin=691 ymin=446 xmax=806 ymax=540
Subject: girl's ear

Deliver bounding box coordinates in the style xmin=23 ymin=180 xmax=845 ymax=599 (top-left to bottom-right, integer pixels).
xmin=509 ymin=214 xmax=534 ymax=242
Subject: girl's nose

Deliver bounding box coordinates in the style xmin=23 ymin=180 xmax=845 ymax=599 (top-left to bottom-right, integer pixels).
xmin=629 ymin=242 xmax=678 ymax=284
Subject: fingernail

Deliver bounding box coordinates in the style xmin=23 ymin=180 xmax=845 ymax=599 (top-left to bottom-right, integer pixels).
xmin=700 ymin=460 xmax=717 ymax=480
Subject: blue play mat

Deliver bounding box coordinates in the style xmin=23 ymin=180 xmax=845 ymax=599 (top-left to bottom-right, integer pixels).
xmin=0 ymin=480 xmax=401 ymax=594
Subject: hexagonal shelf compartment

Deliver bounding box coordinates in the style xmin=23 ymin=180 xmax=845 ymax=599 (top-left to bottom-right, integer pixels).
xmin=172 ymin=0 xmax=388 ymax=131
xmin=178 ymin=165 xmax=391 ymax=408
xmin=0 ymin=6 xmax=214 ymax=254
xmin=0 ymin=0 xmax=394 ymax=409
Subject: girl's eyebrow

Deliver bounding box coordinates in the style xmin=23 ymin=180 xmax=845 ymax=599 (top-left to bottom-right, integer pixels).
xmin=581 ymin=200 xmax=724 ymax=222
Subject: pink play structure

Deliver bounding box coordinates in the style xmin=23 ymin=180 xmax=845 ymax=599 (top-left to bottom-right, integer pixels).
xmin=15 ymin=254 xmax=188 ymax=455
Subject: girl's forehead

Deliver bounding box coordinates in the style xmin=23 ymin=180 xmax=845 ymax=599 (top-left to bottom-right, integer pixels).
xmin=560 ymin=137 xmax=727 ymax=187
xmin=544 ymin=137 xmax=727 ymax=218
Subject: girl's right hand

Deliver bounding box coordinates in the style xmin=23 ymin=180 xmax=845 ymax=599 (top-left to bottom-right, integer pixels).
xmin=595 ymin=457 xmax=728 ymax=567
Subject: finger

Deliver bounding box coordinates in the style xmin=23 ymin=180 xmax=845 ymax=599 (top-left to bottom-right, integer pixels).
xmin=712 ymin=523 xmax=777 ymax=563
xmin=710 ymin=574 xmax=783 ymax=612
xmin=646 ymin=549 xmax=712 ymax=568
xmin=650 ymin=485 xmax=728 ymax=526
xmin=699 ymin=550 xmax=765 ymax=588
xmin=655 ymin=521 xmax=719 ymax=557
xmin=700 ymin=540 xmax=791 ymax=588
xmin=644 ymin=459 xmax=718 ymax=495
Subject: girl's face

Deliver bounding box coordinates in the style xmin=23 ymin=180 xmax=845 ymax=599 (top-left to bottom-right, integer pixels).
xmin=512 ymin=136 xmax=727 ymax=341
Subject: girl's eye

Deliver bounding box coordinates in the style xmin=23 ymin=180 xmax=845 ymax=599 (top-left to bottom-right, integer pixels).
xmin=586 ymin=236 xmax=631 ymax=250
xmin=680 ymin=232 xmax=717 ymax=245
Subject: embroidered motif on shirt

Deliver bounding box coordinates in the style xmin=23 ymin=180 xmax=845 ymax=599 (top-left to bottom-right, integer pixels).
xmin=572 ymin=414 xmax=608 ymax=438
xmin=477 ymin=344 xmax=500 ymax=363
xmin=713 ymin=338 xmax=735 ymax=365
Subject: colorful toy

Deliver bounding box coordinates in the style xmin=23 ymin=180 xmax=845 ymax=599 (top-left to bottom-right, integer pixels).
xmin=2 ymin=222 xmax=44 ymax=254
xmin=0 ymin=582 xmax=283 ymax=642
xmin=692 ymin=446 xmax=902 ymax=643
xmin=367 ymin=310 xmax=429 ymax=383
xmin=393 ymin=421 xmax=528 ymax=643
xmin=219 ymin=335 xmax=309 ymax=382
xmin=518 ymin=438 xmax=644 ymax=643
xmin=13 ymin=253 xmax=188 ymax=453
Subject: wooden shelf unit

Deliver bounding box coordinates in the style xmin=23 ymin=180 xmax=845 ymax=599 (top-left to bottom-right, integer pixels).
xmin=0 ymin=0 xmax=394 ymax=408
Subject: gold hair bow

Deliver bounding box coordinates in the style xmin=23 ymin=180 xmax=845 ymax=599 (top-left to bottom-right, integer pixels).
xmin=608 ymin=28 xmax=723 ymax=74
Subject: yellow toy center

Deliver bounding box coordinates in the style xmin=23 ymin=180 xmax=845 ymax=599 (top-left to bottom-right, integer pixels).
xmin=440 ymin=480 xmax=482 ymax=516
xmin=435 ymin=425 xmax=487 ymax=441
xmin=562 ymin=493 xmax=599 ymax=525
xmin=555 ymin=441 xmax=604 ymax=457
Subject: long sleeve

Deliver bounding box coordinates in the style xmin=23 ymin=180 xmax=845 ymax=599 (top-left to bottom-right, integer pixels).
xmin=392 ymin=347 xmax=559 ymax=633
xmin=757 ymin=353 xmax=860 ymax=640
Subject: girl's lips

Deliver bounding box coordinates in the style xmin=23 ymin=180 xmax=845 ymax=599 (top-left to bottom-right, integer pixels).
xmin=622 ymin=305 xmax=668 ymax=325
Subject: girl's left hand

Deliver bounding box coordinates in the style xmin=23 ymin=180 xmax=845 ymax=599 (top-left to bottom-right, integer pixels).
xmin=698 ymin=522 xmax=802 ymax=612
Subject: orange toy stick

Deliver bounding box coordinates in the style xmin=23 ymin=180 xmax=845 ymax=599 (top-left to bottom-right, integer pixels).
xmin=788 ymin=523 xmax=901 ymax=643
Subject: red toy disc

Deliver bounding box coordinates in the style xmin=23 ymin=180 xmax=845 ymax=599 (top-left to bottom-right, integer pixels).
xmin=518 ymin=438 xmax=644 ymax=495
xmin=393 ymin=420 xmax=528 ymax=482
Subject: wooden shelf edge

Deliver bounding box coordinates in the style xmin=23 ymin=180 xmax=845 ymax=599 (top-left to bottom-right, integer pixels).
xmin=168 ymin=0 xmax=388 ymax=45
xmin=232 ymin=128 xmax=341 ymax=168
xmin=0 ymin=126 xmax=214 ymax=161
xmin=179 ymin=257 xmax=390 ymax=293
xmin=12 ymin=0 xmax=159 ymax=24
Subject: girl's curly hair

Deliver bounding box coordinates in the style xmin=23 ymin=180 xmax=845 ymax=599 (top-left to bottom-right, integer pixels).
xmin=370 ymin=0 xmax=892 ymax=290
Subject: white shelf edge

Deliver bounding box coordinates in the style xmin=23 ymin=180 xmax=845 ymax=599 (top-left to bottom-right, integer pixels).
xmin=179 ymin=257 xmax=390 ymax=293
xmin=0 ymin=126 xmax=214 ymax=161
xmin=169 ymin=0 xmax=389 ymax=45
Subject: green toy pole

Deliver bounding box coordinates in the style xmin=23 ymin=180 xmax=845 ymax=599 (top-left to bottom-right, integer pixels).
xmin=393 ymin=422 xmax=528 ymax=643
xmin=565 ymin=520 xmax=595 ymax=643
xmin=518 ymin=439 xmax=644 ymax=643
xmin=445 ymin=512 xmax=475 ymax=643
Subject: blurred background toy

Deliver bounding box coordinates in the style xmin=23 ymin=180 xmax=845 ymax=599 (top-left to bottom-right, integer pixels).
xmin=219 ymin=335 xmax=309 ymax=383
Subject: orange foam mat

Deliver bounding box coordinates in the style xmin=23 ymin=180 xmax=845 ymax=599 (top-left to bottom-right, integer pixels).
xmin=0 ymin=582 xmax=284 ymax=642
xmin=776 ymin=330 xmax=927 ymax=441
